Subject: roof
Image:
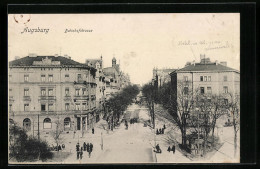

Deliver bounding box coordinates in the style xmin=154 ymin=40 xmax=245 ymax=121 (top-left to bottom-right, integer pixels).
xmin=173 ymin=63 xmax=239 ymax=73
xmin=103 ymin=67 xmax=119 ymax=77
xmin=9 ymin=56 xmax=95 ymax=70
xmin=85 ymin=59 xmax=102 ymax=67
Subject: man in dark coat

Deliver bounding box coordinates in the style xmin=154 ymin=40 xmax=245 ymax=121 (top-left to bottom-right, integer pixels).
xmin=86 ymin=143 xmax=90 ymax=157
xmin=172 ymin=145 xmax=175 ymax=154
xmin=83 ymin=142 xmax=87 ymax=151
xmin=162 ymin=128 xmax=164 ymax=134
xmin=92 ymin=128 xmax=95 ymax=134
xmin=80 ymin=147 xmax=83 ymax=159
xmin=76 ymin=143 xmax=80 ymax=152
xmin=89 ymin=143 xmax=93 ymax=156
xmin=163 ymin=124 xmax=166 ymax=129
xmin=159 ymin=128 xmax=162 ymax=134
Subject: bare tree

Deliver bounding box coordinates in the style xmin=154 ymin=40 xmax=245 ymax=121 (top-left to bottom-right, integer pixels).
xmin=50 ymin=117 xmax=64 ymax=149
xmin=226 ymin=93 xmax=240 ymax=158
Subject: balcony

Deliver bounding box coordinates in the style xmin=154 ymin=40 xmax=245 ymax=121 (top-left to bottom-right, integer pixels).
xmin=73 ymin=95 xmax=89 ymax=101
xmin=23 ymin=96 xmax=31 ymax=101
xmin=38 ymin=96 xmax=56 ymax=100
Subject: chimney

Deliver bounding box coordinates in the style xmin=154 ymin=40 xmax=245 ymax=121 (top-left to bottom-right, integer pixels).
xmin=220 ymin=61 xmax=227 ymax=66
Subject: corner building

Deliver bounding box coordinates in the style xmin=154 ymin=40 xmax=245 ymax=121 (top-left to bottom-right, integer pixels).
xmin=8 ymin=56 xmax=97 ymax=138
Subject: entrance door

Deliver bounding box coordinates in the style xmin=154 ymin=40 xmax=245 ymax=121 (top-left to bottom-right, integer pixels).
xmin=77 ymin=117 xmax=81 ymax=130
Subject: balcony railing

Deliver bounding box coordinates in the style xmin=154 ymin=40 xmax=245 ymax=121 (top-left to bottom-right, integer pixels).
xmin=73 ymin=95 xmax=89 ymax=100
xmin=38 ymin=96 xmax=56 ymax=100
xmin=23 ymin=96 xmax=31 ymax=101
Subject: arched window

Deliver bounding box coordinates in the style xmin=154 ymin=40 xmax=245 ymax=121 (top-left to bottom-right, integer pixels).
xmin=43 ymin=118 xmax=52 ymax=129
xmin=23 ymin=118 xmax=31 ymax=131
xmin=64 ymin=117 xmax=71 ymax=130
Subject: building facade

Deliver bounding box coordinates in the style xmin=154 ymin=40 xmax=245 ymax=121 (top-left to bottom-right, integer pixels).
xmin=9 ymin=55 xmax=97 ymax=138
xmin=153 ymin=68 xmax=176 ymax=87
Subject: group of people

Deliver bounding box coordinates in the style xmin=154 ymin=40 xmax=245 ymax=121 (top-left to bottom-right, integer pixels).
xmin=156 ymin=124 xmax=166 ymax=135
xmin=51 ymin=144 xmax=65 ymax=151
xmin=76 ymin=142 xmax=94 ymax=159
xmin=167 ymin=144 xmax=176 ymax=154
xmin=130 ymin=118 xmax=138 ymax=124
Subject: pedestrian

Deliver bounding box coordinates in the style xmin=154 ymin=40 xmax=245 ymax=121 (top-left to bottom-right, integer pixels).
xmin=159 ymin=128 xmax=162 ymax=134
xmin=167 ymin=146 xmax=171 ymax=152
xmin=162 ymin=128 xmax=164 ymax=134
xmin=83 ymin=142 xmax=87 ymax=151
xmin=62 ymin=144 xmax=65 ymax=150
xmin=156 ymin=129 xmax=159 ymax=135
xmin=90 ymin=143 xmax=93 ymax=153
xmin=80 ymin=147 xmax=83 ymax=159
xmin=163 ymin=124 xmax=166 ymax=129
xmin=77 ymin=151 xmax=80 ymax=159
xmin=76 ymin=143 xmax=80 ymax=152
xmin=92 ymin=128 xmax=95 ymax=134
xmin=58 ymin=145 xmax=61 ymax=151
xmin=172 ymin=145 xmax=175 ymax=154
xmin=86 ymin=143 xmax=90 ymax=157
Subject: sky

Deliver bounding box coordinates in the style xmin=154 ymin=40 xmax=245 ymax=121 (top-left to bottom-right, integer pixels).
xmin=8 ymin=13 xmax=240 ymax=85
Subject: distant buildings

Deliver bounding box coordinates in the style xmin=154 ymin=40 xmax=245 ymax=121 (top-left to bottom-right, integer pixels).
xmin=153 ymin=68 xmax=176 ymax=87
xmin=9 ymin=55 xmax=97 ymax=137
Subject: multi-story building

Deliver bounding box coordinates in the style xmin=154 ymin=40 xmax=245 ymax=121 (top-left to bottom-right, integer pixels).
xmin=8 ymin=55 xmax=97 ymax=138
xmin=85 ymin=56 xmax=106 ymax=119
xmin=153 ymin=68 xmax=176 ymax=87
xmin=170 ymin=57 xmax=240 ymax=98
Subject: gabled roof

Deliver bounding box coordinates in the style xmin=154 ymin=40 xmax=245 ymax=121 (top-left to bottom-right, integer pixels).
xmin=86 ymin=59 xmax=102 ymax=67
xmin=174 ymin=63 xmax=239 ymax=73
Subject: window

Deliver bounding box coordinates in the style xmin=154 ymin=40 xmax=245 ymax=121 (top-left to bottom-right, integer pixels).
xmin=41 ymin=88 xmax=46 ymax=96
xmin=41 ymin=104 xmax=46 ymax=111
xmin=200 ymin=76 xmax=203 ymax=81
xmin=9 ymin=104 xmax=12 ymax=111
xmin=41 ymin=75 xmax=46 ymax=82
xmin=24 ymin=104 xmax=29 ymax=111
xmin=75 ymin=89 xmax=80 ymax=96
xmin=43 ymin=118 xmax=52 ymax=129
xmin=224 ymin=76 xmax=227 ymax=81
xmin=204 ymin=76 xmax=207 ymax=81
xmin=65 ymin=74 xmax=69 ymax=81
xmin=48 ymin=89 xmax=53 ymax=96
xmin=207 ymin=87 xmax=212 ymax=94
xmin=48 ymin=75 xmax=53 ymax=82
xmin=23 ymin=118 xmax=31 ymax=131
xmin=184 ymin=87 xmax=188 ymax=95
xmin=24 ymin=75 xmax=29 ymax=82
xmin=208 ymin=76 xmax=211 ymax=81
xmin=64 ymin=117 xmax=71 ymax=129
xmin=200 ymin=87 xmax=205 ymax=94
xmin=82 ymin=103 xmax=86 ymax=110
xmin=24 ymin=88 xmax=29 ymax=96
xmin=65 ymin=88 xmax=69 ymax=96
xmin=223 ymin=86 xmax=228 ymax=93
xmin=184 ymin=76 xmax=188 ymax=82
xmin=82 ymin=88 xmax=86 ymax=95
xmin=65 ymin=103 xmax=70 ymax=110
xmin=9 ymin=75 xmax=12 ymax=81
xmin=48 ymin=104 xmax=54 ymax=111
xmin=77 ymin=74 xmax=82 ymax=81
xmin=75 ymin=103 xmax=80 ymax=110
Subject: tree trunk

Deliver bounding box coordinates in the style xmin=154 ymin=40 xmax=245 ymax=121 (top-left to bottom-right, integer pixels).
xmin=181 ymin=127 xmax=187 ymax=147
xmin=212 ymin=120 xmax=216 ymax=143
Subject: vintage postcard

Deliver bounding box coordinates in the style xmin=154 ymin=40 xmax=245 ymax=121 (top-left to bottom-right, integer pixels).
xmin=8 ymin=13 xmax=240 ymax=164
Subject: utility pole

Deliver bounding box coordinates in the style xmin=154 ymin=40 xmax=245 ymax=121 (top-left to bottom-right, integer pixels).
xmin=38 ymin=114 xmax=40 ymax=140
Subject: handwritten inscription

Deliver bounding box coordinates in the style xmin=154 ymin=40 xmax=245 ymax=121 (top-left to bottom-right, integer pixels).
xmin=178 ymin=40 xmax=232 ymax=51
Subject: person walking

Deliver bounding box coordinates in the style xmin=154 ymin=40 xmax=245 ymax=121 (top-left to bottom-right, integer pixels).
xmin=172 ymin=144 xmax=175 ymax=154
xmin=163 ymin=124 xmax=166 ymax=129
xmin=80 ymin=147 xmax=83 ymax=159
xmin=162 ymin=128 xmax=164 ymax=134
xmin=83 ymin=142 xmax=87 ymax=151
xmin=89 ymin=143 xmax=93 ymax=157
xmin=92 ymin=128 xmax=95 ymax=134
xmin=87 ymin=143 xmax=90 ymax=158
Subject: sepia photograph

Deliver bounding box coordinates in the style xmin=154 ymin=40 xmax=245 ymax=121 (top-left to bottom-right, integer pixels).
xmin=8 ymin=13 xmax=240 ymax=164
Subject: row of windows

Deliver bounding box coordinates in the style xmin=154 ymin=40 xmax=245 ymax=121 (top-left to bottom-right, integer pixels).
xmin=183 ymin=75 xmax=229 ymax=82
xmin=9 ymin=102 xmax=95 ymax=112
xmin=183 ymin=86 xmax=229 ymax=95
xmin=17 ymin=117 xmax=72 ymax=130
xmin=9 ymin=73 xmax=94 ymax=82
